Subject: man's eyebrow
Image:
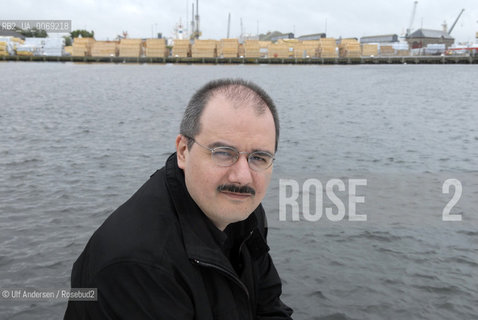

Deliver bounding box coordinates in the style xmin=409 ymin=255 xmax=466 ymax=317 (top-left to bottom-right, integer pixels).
xmin=208 ymin=141 xmax=274 ymax=155
xmin=207 ymin=141 xmax=235 ymax=149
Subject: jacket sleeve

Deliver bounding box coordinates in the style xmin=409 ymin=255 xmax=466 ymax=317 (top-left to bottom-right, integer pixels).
xmin=255 ymin=251 xmax=294 ymax=319
xmin=64 ymin=262 xmax=194 ymax=320
xmin=254 ymin=209 xmax=294 ymax=319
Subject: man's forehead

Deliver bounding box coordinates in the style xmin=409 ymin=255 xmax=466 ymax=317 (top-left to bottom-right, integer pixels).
xmin=208 ymin=87 xmax=267 ymax=111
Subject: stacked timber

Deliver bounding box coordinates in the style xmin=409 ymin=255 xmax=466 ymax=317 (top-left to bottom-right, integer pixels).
xmin=0 ymin=37 xmax=24 ymax=56
xmin=118 ymin=38 xmax=143 ymax=57
xmin=396 ymin=49 xmax=409 ymax=56
xmin=279 ymin=39 xmax=299 ymax=58
xmin=244 ymin=40 xmax=260 ymax=58
xmin=379 ymin=45 xmax=395 ymax=56
xmin=145 ymin=38 xmax=168 ymax=58
xmin=268 ymin=42 xmax=289 ymax=58
xmin=0 ymin=41 xmax=8 ymax=56
xmin=64 ymin=46 xmax=73 ymax=56
xmin=295 ymin=40 xmax=319 ymax=58
xmin=318 ymin=38 xmax=338 ymax=58
xmin=91 ymin=41 xmax=118 ymax=57
xmin=259 ymin=41 xmax=271 ymax=58
xmin=72 ymin=37 xmax=95 ymax=57
xmin=192 ymin=40 xmax=217 ymax=58
xmin=238 ymin=43 xmax=245 ymax=57
xmin=393 ymin=42 xmax=409 ymax=56
xmin=172 ymin=39 xmax=191 ymax=57
xmin=293 ymin=43 xmax=305 ymax=58
xmin=339 ymin=39 xmax=361 ymax=58
xmin=219 ymin=39 xmax=239 ymax=58
xmin=361 ymin=44 xmax=378 ymax=57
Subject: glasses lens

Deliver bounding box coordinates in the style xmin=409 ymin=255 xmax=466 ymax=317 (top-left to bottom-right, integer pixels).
xmin=211 ymin=147 xmax=238 ymax=166
xmin=248 ymin=152 xmax=273 ymax=171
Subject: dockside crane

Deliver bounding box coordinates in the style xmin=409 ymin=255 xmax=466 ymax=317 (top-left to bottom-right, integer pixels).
xmin=190 ymin=0 xmax=201 ymax=39
xmin=448 ymin=9 xmax=465 ymax=35
xmin=406 ymin=1 xmax=418 ymax=37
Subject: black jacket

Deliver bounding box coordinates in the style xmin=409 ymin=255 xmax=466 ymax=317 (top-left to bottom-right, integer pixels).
xmin=64 ymin=153 xmax=293 ymax=319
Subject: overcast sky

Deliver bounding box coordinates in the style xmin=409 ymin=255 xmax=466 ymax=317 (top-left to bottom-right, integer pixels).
xmin=4 ymin=0 xmax=478 ymax=43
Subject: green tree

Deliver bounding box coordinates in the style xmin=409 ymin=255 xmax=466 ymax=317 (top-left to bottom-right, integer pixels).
xmin=16 ymin=27 xmax=48 ymax=37
xmin=63 ymin=36 xmax=72 ymax=46
xmin=70 ymin=30 xmax=95 ymax=39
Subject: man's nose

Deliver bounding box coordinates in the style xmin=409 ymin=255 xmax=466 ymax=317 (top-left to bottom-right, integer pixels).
xmin=227 ymin=154 xmax=253 ymax=185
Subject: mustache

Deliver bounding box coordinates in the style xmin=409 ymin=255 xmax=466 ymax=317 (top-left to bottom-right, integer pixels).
xmin=217 ymin=184 xmax=256 ymax=196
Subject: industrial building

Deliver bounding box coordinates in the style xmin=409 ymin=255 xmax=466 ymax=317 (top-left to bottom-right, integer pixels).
xmin=360 ymin=34 xmax=398 ymax=44
xmin=0 ymin=30 xmax=25 ymax=40
xmin=406 ymin=29 xmax=454 ymax=49
xmin=297 ymin=33 xmax=326 ymax=41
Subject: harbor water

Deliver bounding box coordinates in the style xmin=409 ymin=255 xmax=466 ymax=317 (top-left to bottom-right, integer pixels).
xmin=0 ymin=62 xmax=477 ymax=319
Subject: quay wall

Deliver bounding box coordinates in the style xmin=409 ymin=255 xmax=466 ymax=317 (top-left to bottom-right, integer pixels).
xmin=1 ymin=54 xmax=477 ymax=65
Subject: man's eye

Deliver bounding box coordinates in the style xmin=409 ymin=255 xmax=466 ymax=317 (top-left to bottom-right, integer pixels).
xmin=250 ymin=154 xmax=269 ymax=163
xmin=214 ymin=149 xmax=235 ymax=158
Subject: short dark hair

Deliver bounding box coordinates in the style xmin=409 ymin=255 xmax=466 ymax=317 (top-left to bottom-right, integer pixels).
xmin=180 ymin=78 xmax=280 ymax=151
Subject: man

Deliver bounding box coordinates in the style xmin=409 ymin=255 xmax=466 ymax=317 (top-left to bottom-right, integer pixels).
xmin=64 ymin=79 xmax=293 ymax=319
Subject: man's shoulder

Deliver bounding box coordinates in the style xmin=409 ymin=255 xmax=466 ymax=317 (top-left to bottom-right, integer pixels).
xmin=75 ymin=168 xmax=186 ymax=281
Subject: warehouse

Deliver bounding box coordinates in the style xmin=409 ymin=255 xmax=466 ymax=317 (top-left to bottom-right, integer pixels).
xmin=360 ymin=34 xmax=398 ymax=44
xmin=297 ymin=33 xmax=326 ymax=41
xmin=0 ymin=30 xmax=25 ymax=40
xmin=406 ymin=29 xmax=454 ymax=49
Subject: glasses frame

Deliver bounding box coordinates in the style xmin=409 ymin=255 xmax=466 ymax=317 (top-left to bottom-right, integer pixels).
xmin=184 ymin=136 xmax=275 ymax=172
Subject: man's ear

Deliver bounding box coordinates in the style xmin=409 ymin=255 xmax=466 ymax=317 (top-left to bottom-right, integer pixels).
xmin=176 ymin=134 xmax=188 ymax=169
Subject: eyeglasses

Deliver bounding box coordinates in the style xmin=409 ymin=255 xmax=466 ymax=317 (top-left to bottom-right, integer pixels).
xmin=185 ymin=136 xmax=275 ymax=172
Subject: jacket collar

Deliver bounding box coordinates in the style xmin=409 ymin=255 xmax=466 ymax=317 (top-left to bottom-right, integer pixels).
xmin=164 ymin=153 xmax=268 ymax=269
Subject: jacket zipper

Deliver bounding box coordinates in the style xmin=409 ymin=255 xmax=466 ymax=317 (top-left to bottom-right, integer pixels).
xmin=191 ymin=230 xmax=255 ymax=320
xmin=191 ymin=258 xmax=253 ymax=319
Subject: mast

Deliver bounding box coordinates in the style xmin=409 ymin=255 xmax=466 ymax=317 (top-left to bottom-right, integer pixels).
xmin=227 ymin=13 xmax=231 ymax=38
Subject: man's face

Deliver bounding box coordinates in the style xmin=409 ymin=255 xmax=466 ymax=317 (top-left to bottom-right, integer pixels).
xmin=176 ymin=93 xmax=276 ymax=231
